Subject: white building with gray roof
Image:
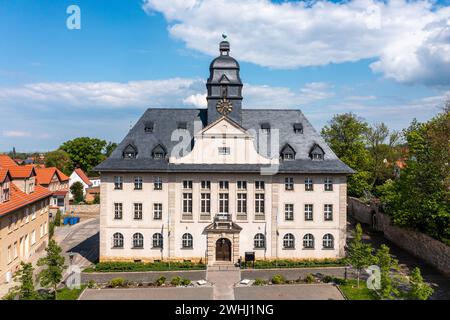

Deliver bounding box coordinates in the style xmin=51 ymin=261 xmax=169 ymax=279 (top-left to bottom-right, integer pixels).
xmin=95 ymin=40 xmax=353 ymax=265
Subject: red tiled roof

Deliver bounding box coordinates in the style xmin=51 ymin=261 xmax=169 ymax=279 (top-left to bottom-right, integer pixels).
xmin=7 ymin=165 xmax=36 ymax=179
xmin=56 ymin=169 xmax=70 ymax=182
xmin=74 ymin=168 xmax=92 ymax=186
xmin=35 ymin=167 xmax=57 ymax=185
xmin=0 ymin=168 xmax=11 ymax=183
xmin=0 ymin=155 xmax=18 ymax=167
xmin=0 ymin=184 xmax=52 ymax=216
xmin=53 ymin=190 xmax=68 ymax=196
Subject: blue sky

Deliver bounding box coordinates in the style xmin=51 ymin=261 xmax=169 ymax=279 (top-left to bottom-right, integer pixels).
xmin=1 ymin=0 xmax=449 ymax=151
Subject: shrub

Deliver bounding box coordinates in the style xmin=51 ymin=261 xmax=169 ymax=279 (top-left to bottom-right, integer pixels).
xmin=271 ymin=274 xmax=285 ymax=284
xmin=333 ymin=278 xmax=347 ymax=285
xmin=304 ymin=273 xmax=315 ymax=284
xmin=155 ymin=276 xmax=166 ymax=286
xmin=54 ymin=210 xmax=61 ymax=227
xmin=181 ymin=278 xmax=191 ymax=286
xmin=109 ymin=278 xmax=126 ymax=288
xmin=322 ymin=275 xmax=334 ymax=283
xmin=254 ymin=278 xmax=267 ymax=286
xmin=170 ymin=276 xmax=182 ymax=286
xmin=87 ymin=280 xmax=96 ymax=289
xmin=49 ymin=221 xmax=55 ymax=239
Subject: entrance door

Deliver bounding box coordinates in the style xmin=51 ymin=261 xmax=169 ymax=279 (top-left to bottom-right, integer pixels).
xmin=215 ymin=238 xmax=231 ymax=261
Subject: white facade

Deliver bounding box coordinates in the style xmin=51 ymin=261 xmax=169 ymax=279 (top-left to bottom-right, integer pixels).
xmin=99 ymin=117 xmax=347 ymax=265
xmin=69 ymin=170 xmax=91 ymax=197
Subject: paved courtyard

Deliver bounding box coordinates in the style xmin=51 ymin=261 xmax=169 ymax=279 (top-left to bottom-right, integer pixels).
xmin=79 ymin=287 xmax=214 ymax=300
xmin=235 ymin=284 xmax=344 ymax=300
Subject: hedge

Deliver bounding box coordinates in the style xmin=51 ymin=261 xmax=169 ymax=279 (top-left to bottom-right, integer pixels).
xmin=84 ymin=261 xmax=206 ymax=273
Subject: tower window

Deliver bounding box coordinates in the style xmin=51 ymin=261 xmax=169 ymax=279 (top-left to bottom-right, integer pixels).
xmin=177 ymin=122 xmax=187 ymax=130
xmin=144 ymin=121 xmax=154 ymax=133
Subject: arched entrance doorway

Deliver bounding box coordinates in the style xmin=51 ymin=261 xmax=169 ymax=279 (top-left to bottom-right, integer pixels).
xmin=215 ymin=238 xmax=231 ymax=261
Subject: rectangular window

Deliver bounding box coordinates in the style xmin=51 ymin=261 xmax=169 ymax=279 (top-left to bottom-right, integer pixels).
xmin=324 ymin=204 xmax=333 ymax=221
xmin=201 ymin=180 xmax=211 ymax=190
xmin=305 ymin=177 xmax=313 ymax=191
xmin=31 ymin=230 xmax=36 ymax=245
xmin=219 ymin=193 xmax=229 ymax=213
xmin=255 ymin=181 xmax=265 ymax=191
xmin=134 ymin=203 xmax=143 ymax=220
xmin=7 ymin=245 xmax=12 ymax=263
xmin=40 ymin=224 xmax=44 ymax=238
xmin=183 ymin=193 xmax=193 ymax=213
xmin=183 ymin=180 xmax=193 ymax=190
xmin=324 ymin=177 xmax=333 ymax=191
xmin=13 ymin=242 xmax=17 ymax=259
xmin=255 ymin=193 xmax=265 ymax=214
xmin=154 ymin=177 xmax=162 ymax=190
xmin=114 ymin=176 xmax=123 ymax=190
xmin=218 ymin=147 xmax=230 ymax=155
xmin=285 ymin=177 xmax=294 ymax=191
xmin=201 ymin=193 xmax=211 ymax=214
xmin=31 ymin=205 xmax=36 ymax=220
xmin=134 ymin=176 xmax=143 ymax=190
xmin=219 ymin=180 xmax=229 ymax=190
xmin=285 ymin=204 xmax=294 ymax=221
xmin=114 ymin=203 xmax=123 ymax=220
xmin=237 ymin=180 xmax=247 ymax=190
xmin=153 ymin=203 xmax=162 ymax=220
xmin=305 ymin=204 xmax=313 ymax=221
xmin=237 ymin=193 xmax=247 ymax=214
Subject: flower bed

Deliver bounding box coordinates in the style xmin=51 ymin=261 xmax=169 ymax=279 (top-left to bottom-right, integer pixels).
xmin=243 ymin=258 xmax=346 ymax=269
xmin=84 ymin=261 xmax=206 ymax=273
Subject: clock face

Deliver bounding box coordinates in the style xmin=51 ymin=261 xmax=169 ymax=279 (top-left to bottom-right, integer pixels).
xmin=216 ymin=98 xmax=233 ymax=115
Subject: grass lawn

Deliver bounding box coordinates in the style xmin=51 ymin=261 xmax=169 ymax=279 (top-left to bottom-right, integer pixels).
xmin=56 ymin=285 xmax=86 ymax=300
xmin=338 ymin=279 xmax=378 ymax=300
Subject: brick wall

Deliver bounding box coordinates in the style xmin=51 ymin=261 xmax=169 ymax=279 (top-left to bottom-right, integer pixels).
xmin=68 ymin=204 xmax=100 ymax=215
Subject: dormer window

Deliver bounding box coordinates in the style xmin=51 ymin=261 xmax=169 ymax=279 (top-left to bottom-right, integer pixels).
xmin=144 ymin=121 xmax=154 ymax=133
xmin=152 ymin=144 xmax=166 ymax=160
xmin=123 ymin=144 xmax=138 ymax=159
xmin=177 ymin=122 xmax=187 ymax=130
xmin=261 ymin=123 xmax=270 ymax=133
xmin=309 ymin=144 xmax=325 ymax=160
xmin=280 ymin=144 xmax=296 ymax=161
xmin=293 ymin=123 xmax=303 ymax=134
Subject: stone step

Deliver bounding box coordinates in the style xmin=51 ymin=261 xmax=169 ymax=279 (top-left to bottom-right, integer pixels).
xmin=208 ymin=264 xmax=240 ymax=271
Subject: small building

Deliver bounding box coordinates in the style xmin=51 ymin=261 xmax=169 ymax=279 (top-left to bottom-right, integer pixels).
xmin=69 ymin=168 xmax=93 ymax=199
xmin=35 ymin=167 xmax=70 ymax=215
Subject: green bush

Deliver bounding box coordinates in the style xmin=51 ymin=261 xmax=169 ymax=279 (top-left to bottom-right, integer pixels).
xmin=304 ymin=273 xmax=315 ymax=284
xmin=322 ymin=275 xmax=334 ymax=283
xmin=87 ymin=280 xmax=96 ymax=289
xmin=248 ymin=258 xmax=345 ymax=269
xmin=170 ymin=276 xmax=182 ymax=286
xmin=54 ymin=210 xmax=61 ymax=227
xmin=254 ymin=278 xmax=267 ymax=286
xmin=333 ymin=278 xmax=347 ymax=285
xmin=109 ymin=277 xmax=126 ymax=288
xmin=49 ymin=221 xmax=55 ymax=239
xmin=85 ymin=261 xmax=206 ymax=273
xmin=181 ymin=278 xmax=191 ymax=286
xmin=155 ymin=276 xmax=166 ymax=286
xmin=271 ymin=274 xmax=285 ymax=284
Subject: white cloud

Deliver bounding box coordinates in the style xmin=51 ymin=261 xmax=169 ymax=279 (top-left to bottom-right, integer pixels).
xmin=143 ymin=0 xmax=450 ymax=86
xmin=3 ymin=130 xmax=31 ymax=137
xmin=183 ymin=93 xmax=207 ymax=107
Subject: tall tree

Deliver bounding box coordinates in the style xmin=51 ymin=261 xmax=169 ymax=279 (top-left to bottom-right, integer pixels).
xmin=346 ymin=223 xmax=376 ymax=287
xmin=45 ymin=149 xmax=72 ymax=175
xmin=12 ymin=262 xmax=37 ymax=300
xmin=70 ymin=182 xmax=84 ymax=204
xmin=60 ymin=137 xmax=107 ymax=173
xmin=37 ymin=240 xmax=66 ymax=299
xmin=321 ymin=113 xmax=372 ymax=197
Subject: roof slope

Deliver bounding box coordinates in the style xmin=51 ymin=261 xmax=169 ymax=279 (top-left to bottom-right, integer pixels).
xmin=95 ymin=108 xmax=353 ymax=174
xmin=0 ymin=155 xmax=18 ymax=167
xmin=74 ymin=168 xmax=92 ymax=186
xmin=0 ymin=184 xmax=52 ymax=216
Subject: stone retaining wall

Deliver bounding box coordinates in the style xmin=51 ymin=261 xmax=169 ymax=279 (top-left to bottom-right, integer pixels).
xmin=241 ymin=267 xmax=357 ymax=281
xmin=68 ymin=204 xmax=100 ymax=215
xmin=81 ymin=270 xmax=206 ymax=284
xmin=348 ymin=197 xmax=450 ymax=276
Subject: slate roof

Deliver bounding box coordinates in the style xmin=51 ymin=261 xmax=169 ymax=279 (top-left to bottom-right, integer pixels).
xmin=95 ymin=108 xmax=354 ymax=174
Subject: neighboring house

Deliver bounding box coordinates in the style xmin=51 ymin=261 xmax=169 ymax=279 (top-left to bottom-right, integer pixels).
xmin=90 ymin=177 xmax=101 ymax=187
xmin=0 ymin=155 xmax=52 ymax=283
xmin=35 ymin=167 xmax=70 ymax=215
xmin=95 ymin=40 xmax=354 ymax=266
xmin=85 ymin=186 xmax=100 ymax=203
xmin=69 ymin=168 xmax=92 ymax=199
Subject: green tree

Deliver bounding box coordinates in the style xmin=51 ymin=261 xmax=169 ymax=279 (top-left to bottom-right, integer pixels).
xmin=12 ymin=262 xmax=37 ymax=300
xmin=44 ymin=150 xmax=72 ymax=175
xmin=60 ymin=137 xmax=107 ymax=173
xmin=375 ymin=244 xmax=400 ymax=299
xmin=408 ymin=267 xmax=433 ymax=300
xmin=105 ymin=142 xmax=118 ymax=157
xmin=321 ymin=113 xmax=372 ymax=197
xmin=70 ymin=181 xmax=84 ymax=204
xmin=54 ymin=209 xmax=62 ymax=227
xmin=37 ymin=240 xmax=66 ymax=299
xmin=378 ymin=109 xmax=450 ymax=244
xmin=93 ymin=193 xmax=100 ymax=204
xmin=346 ymin=223 xmax=376 ymax=287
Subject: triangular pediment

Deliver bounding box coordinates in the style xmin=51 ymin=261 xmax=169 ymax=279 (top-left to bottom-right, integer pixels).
xmin=218 ymin=74 xmax=230 ymax=83
xmin=199 ymin=116 xmax=249 ymax=137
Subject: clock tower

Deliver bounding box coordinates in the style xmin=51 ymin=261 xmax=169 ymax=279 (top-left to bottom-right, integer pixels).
xmin=206 ymin=39 xmax=243 ymax=124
